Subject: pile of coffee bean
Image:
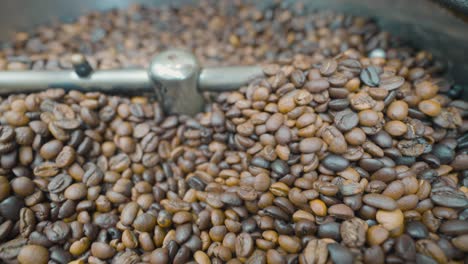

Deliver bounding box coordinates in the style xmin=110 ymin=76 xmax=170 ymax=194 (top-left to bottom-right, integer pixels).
xmin=0 ymin=1 xmax=467 ymax=264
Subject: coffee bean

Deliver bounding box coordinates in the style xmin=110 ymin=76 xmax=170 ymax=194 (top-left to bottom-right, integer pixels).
xmin=33 ymin=162 xmax=59 ymax=177
xmin=334 ymin=109 xmax=359 ymax=131
xmin=11 ymin=176 xmax=34 ymax=197
xmin=329 ymin=204 xmax=354 ymax=219
xmin=300 ymin=239 xmax=328 ymax=264
xmin=439 ymin=220 xmax=468 ymax=235
xmin=299 ymin=137 xmax=323 ymax=153
xmin=451 ymin=234 xmax=468 ymax=252
xmin=54 ymin=119 xmax=81 ymax=130
xmin=44 ymin=221 xmax=70 ymax=243
xmin=0 ymin=126 xmax=15 ymax=143
xmin=367 ymin=225 xmax=389 ymax=246
xmin=236 ymin=233 xmax=254 ymax=258
xmin=327 ymin=243 xmax=353 ymax=264
xmin=251 ymin=156 xmax=270 ymax=169
xmin=304 ymin=79 xmax=330 ymax=93
xmin=48 ymin=122 xmax=69 ymax=141
xmin=64 ymin=183 xmax=87 ymax=200
xmin=263 ymin=206 xmax=289 ymax=221
xmin=55 ymin=146 xmax=75 ymax=168
xmin=278 ymin=235 xmax=301 ymax=253
xmin=318 ymin=222 xmax=341 ymax=241
xmin=50 ymin=247 xmax=72 ymax=264
xmin=376 ymin=209 xmax=404 ymax=234
xmin=0 ymin=196 xmax=24 ymax=220
xmin=415 ymin=254 xmax=437 ymax=264
xmin=379 ymin=76 xmax=404 ymax=91
xmin=91 ymin=242 xmax=116 ymax=259
xmin=406 ymin=221 xmax=429 ymax=239
xmin=340 ymin=59 xmax=362 ymax=73
xmin=415 ymin=81 xmax=439 ymax=99
xmin=364 ymin=245 xmax=385 ymax=264
xmin=321 ymin=154 xmax=349 ymax=171
xmin=415 ymin=239 xmax=447 ymax=264
xmin=19 ymin=208 xmax=35 ymax=238
xmin=133 ymin=213 xmax=157 ymax=232
xmin=431 ymin=144 xmax=455 ymax=164
xmin=48 ymin=173 xmax=72 ymax=193
xmin=18 ymin=245 xmax=49 ymax=264
xmin=271 ymin=160 xmax=289 ymax=176
xmin=150 ymin=248 xmax=169 ymax=264
xmin=360 ymin=66 xmax=380 ymax=87
xmin=329 ymin=99 xmax=350 ymax=111
xmin=320 ymin=59 xmax=338 ymax=76
xmin=0 ymin=220 xmax=12 ymax=241
xmin=340 ymin=218 xmax=367 ymax=247
xmin=266 ymin=249 xmax=285 ymax=264
xmin=175 ymin=223 xmax=192 ymax=244
xmin=363 ymin=194 xmax=397 ymax=210
xmin=266 ymin=113 xmax=284 ymax=132
xmin=431 ymin=186 xmax=468 ymax=208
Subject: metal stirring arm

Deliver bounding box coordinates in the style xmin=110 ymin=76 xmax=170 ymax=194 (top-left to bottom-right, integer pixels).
xmin=0 ymin=49 xmax=264 ymax=115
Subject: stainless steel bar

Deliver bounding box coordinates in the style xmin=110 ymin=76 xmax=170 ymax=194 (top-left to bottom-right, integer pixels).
xmin=0 ymin=66 xmax=264 ymax=94
xmin=0 ymin=70 xmax=153 ymax=95
xmin=198 ymin=66 xmax=264 ymax=92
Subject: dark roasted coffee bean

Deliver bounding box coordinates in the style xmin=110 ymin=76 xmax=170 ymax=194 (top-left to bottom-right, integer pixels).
xmin=173 ymin=246 xmax=190 ymax=264
xmin=322 ymin=154 xmax=349 ymax=171
xmin=327 ymin=243 xmax=353 ymax=264
xmin=264 ymin=206 xmax=289 ymax=221
xmin=395 ymin=234 xmax=416 ymax=261
xmin=364 ymin=245 xmax=385 ymax=264
xmin=0 ymin=196 xmax=24 ymax=220
xmin=406 ymin=221 xmax=429 ymax=239
xmin=220 ymin=192 xmax=242 ymax=206
xmin=0 ymin=220 xmax=13 ymax=241
xmin=318 ymin=222 xmax=341 ymax=241
xmin=50 ymin=247 xmax=72 ymax=264
xmin=187 ymin=176 xmax=206 ymax=191
xmin=271 ymin=160 xmax=289 ymax=176
xmin=431 ymin=144 xmax=455 ymax=164
xmin=329 ymin=99 xmax=350 ymax=111
xmin=415 ymin=253 xmax=438 ymax=264
xmin=360 ymin=66 xmax=380 ymax=87
xmin=251 ymin=156 xmax=270 ymax=169
xmin=175 ymin=223 xmax=192 ymax=244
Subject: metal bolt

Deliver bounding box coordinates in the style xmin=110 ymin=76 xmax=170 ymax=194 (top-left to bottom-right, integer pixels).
xmin=71 ymin=54 xmax=93 ymax=77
